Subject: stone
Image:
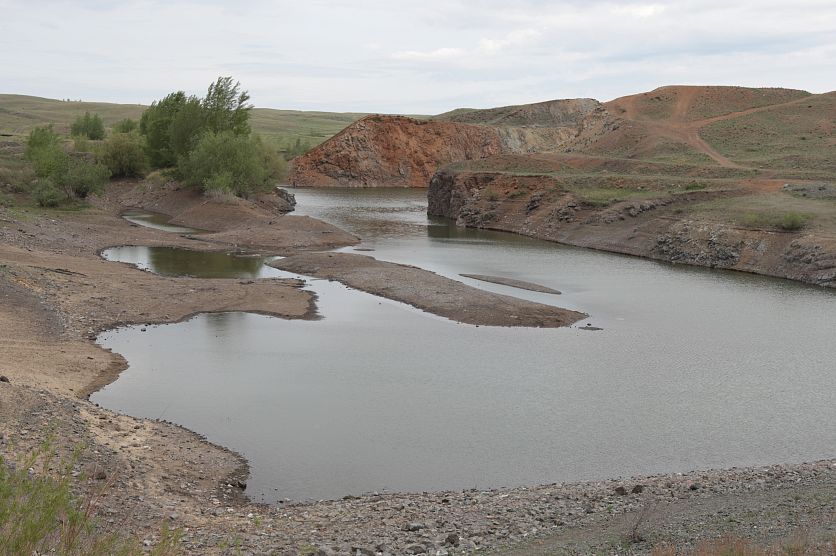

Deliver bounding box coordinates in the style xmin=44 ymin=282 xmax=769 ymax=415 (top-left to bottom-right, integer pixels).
xmin=351 ymin=546 xmax=375 ymax=556
xmin=614 ymin=486 xmax=628 ymax=495
xmin=94 ymin=470 xmax=107 ymax=480
xmin=403 ymin=521 xmax=426 ymax=532
xmin=0 ymin=375 xmax=9 ymax=383
xmin=444 ymin=533 xmax=460 ymax=547
xmin=631 ymin=484 xmax=645 ymax=494
xmin=405 ymin=544 xmax=427 ymax=555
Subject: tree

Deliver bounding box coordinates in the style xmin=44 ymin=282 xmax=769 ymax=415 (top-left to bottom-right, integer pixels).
xmin=201 ymin=77 xmax=251 ymax=135
xmin=70 ymin=112 xmax=105 ymax=140
xmin=139 ymin=91 xmax=191 ymax=167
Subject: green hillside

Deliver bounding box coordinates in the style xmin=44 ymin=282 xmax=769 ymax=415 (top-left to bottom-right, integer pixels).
xmin=0 ymin=94 xmax=366 ymax=149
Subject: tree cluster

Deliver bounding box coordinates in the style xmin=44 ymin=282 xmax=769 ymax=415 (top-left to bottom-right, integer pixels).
xmin=70 ymin=112 xmax=105 ymax=140
xmin=140 ymin=77 xmax=284 ymax=197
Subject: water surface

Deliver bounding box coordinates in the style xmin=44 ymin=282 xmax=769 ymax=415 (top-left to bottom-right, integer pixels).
xmin=94 ymin=188 xmax=836 ymax=502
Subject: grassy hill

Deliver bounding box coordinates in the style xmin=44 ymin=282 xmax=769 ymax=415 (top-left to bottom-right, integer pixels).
xmin=0 ymin=94 xmax=367 ymax=149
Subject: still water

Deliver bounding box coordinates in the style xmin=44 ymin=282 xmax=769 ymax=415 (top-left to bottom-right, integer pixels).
xmin=94 ymin=189 xmax=836 ymax=502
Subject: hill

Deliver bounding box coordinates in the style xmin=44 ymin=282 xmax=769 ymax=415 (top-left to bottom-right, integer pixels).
xmin=0 ymin=94 xmax=367 ymax=148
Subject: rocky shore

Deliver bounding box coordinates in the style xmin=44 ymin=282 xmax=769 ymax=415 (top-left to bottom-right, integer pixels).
xmin=427 ymin=170 xmax=836 ymax=289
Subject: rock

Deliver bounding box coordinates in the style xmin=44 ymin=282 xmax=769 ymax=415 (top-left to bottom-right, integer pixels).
xmin=94 ymin=470 xmax=107 ymax=480
xmin=403 ymin=521 xmax=426 ymax=532
xmin=631 ymin=484 xmax=645 ymax=494
xmin=0 ymin=375 xmax=9 ymax=383
xmin=614 ymin=486 xmax=628 ymax=495
xmin=405 ymin=544 xmax=428 ymax=555
xmin=444 ymin=533 xmax=460 ymax=547
xmin=351 ymin=546 xmax=375 ymax=556
xmin=234 ymin=479 xmax=247 ymax=490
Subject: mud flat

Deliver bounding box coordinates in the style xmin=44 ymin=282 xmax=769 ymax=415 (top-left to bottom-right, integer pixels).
xmin=272 ymin=252 xmax=585 ymax=327
xmin=460 ymin=273 xmax=562 ymax=294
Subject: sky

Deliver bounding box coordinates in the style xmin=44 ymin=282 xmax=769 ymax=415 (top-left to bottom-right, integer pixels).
xmin=2 ymin=0 xmax=835 ymax=114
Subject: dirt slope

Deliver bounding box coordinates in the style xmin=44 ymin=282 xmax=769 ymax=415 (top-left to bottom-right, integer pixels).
xmin=288 ymin=115 xmax=503 ymax=187
xmin=288 ymin=100 xmax=607 ymax=188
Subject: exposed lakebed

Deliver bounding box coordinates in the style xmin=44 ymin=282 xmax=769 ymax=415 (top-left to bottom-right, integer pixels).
xmin=93 ymin=189 xmax=836 ymax=503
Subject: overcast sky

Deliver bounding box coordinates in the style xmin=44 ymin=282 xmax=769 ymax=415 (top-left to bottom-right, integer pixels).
xmin=2 ymin=0 xmax=835 ymax=114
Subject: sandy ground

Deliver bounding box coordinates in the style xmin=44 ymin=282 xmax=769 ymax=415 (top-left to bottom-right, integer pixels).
xmin=272 ymin=252 xmax=585 ymax=327
xmin=1 ymin=182 xmax=834 ymax=555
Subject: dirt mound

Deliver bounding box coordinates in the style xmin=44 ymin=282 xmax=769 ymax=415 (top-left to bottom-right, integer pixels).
xmin=436 ymin=98 xmax=602 ymax=127
xmin=605 ymin=85 xmax=810 ymax=122
xmin=288 ymin=115 xmax=503 ymax=188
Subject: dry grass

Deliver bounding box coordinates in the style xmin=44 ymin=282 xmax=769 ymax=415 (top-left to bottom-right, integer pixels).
xmin=651 ymin=534 xmax=836 ymax=556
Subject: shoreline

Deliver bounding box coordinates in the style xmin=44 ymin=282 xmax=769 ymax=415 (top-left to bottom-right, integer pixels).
xmin=1 ymin=182 xmax=834 ymax=554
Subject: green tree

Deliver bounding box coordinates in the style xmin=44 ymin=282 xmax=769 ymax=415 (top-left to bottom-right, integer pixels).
xmin=168 ymin=96 xmax=205 ymax=162
xmin=101 ymin=133 xmax=147 ymax=178
xmin=202 ymin=77 xmax=251 ymax=135
xmin=139 ymin=91 xmax=192 ymax=167
xmin=70 ymin=112 xmax=105 ymax=140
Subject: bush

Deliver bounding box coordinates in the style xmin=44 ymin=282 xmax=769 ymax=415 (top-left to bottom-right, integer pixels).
xmin=0 ymin=440 xmax=181 ymax=555
xmin=112 ymin=118 xmax=137 ymax=134
xmin=31 ymin=178 xmax=63 ymax=207
xmin=779 ymin=211 xmax=806 ymax=231
xmin=25 ymin=125 xmax=61 ymax=160
xmin=100 ymin=133 xmax=147 ymax=178
xmin=70 ymin=112 xmax=105 ymax=140
xmin=61 ymin=156 xmax=110 ymax=198
xmin=179 ymin=132 xmax=284 ymax=198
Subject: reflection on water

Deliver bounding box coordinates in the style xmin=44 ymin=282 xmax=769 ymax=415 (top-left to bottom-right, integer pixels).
xmin=101 ymin=246 xmax=282 ymax=279
xmin=122 ymin=209 xmax=203 ymax=234
xmin=93 ymin=189 xmax=836 ymax=502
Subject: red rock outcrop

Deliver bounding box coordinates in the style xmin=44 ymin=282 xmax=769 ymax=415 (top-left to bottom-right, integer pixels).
xmin=288 ymin=115 xmax=503 ymax=188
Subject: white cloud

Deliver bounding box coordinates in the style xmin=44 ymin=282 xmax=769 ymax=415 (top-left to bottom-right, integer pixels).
xmin=611 ymin=4 xmax=666 ymax=18
xmin=0 ymin=0 xmax=834 ymax=113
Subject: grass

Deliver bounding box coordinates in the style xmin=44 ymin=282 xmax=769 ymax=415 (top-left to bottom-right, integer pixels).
xmin=700 ymin=93 xmax=835 ymax=178
xmin=690 ymin=193 xmax=836 ymax=233
xmin=651 ymin=533 xmax=835 ymax=555
xmin=741 ymin=211 xmax=809 ymax=231
xmin=566 ymin=186 xmax=662 ymax=207
xmin=0 ymin=94 xmax=367 ymax=151
xmin=0 ymin=437 xmax=181 ymax=555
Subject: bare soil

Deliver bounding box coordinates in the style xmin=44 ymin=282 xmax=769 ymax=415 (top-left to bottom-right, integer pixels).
xmin=272 ymin=252 xmax=584 ymax=327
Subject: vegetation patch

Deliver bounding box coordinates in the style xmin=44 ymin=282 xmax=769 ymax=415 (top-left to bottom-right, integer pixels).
xmin=1 ymin=439 xmax=181 ymax=555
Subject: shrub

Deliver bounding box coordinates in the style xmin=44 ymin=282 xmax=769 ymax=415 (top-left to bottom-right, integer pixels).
xmin=179 ymin=131 xmax=284 ymax=198
xmin=779 ymin=211 xmax=807 ymax=231
xmin=31 ymin=178 xmax=63 ymax=207
xmin=60 ymin=156 xmax=110 ymax=198
xmin=25 ymin=125 xmax=61 ymax=160
xmin=112 ymin=118 xmax=137 ymax=134
xmin=70 ymin=112 xmax=105 ymax=140
xmin=100 ymin=133 xmax=147 ymax=178
xmin=0 ymin=439 xmax=182 ymax=555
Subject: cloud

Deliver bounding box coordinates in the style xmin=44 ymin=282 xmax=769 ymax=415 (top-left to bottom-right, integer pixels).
xmin=391 ymin=28 xmax=541 ymax=64
xmin=611 ymin=4 xmax=666 ymax=18
xmin=0 ymin=0 xmax=834 ymax=113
